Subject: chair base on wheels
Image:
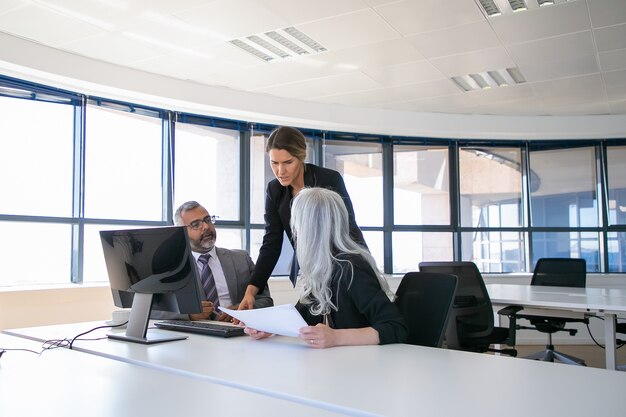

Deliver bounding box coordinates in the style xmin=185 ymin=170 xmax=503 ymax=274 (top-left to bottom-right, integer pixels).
xmin=524 ymin=344 xmax=586 ymax=366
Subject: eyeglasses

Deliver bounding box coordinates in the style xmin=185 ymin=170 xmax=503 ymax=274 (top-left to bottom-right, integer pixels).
xmin=186 ymin=215 xmax=217 ymax=230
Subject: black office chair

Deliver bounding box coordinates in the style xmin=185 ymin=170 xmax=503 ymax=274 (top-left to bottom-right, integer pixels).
xmin=419 ymin=261 xmax=521 ymax=356
xmin=513 ymin=257 xmax=588 ymax=366
xmin=394 ymin=272 xmax=458 ymax=348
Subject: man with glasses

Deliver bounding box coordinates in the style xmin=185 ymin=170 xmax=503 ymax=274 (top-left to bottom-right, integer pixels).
xmin=163 ymin=200 xmax=272 ymax=321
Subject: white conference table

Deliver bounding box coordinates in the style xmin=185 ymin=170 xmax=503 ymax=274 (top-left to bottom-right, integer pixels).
xmin=487 ymin=283 xmax=626 ymax=370
xmin=0 ymin=333 xmax=347 ymax=417
xmin=5 ymin=321 xmax=626 ymax=417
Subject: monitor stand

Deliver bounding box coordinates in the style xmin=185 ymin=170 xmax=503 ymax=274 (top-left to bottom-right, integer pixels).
xmin=107 ymin=293 xmax=187 ymax=344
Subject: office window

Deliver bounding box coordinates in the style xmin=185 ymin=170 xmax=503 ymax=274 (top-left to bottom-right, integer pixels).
xmin=459 ymin=147 xmax=522 ymax=228
xmin=324 ymin=141 xmax=382 ymax=227
xmin=529 ymin=147 xmax=598 ymax=227
xmin=606 ymin=146 xmax=626 ymax=226
xmin=531 ymin=231 xmax=600 ymax=272
xmin=607 ymin=232 xmax=626 ymax=272
xmin=249 ymin=229 xmax=294 ymax=276
xmin=362 ymin=231 xmax=384 ymax=272
xmin=462 ymin=231 xmax=525 ymax=273
xmin=0 ymin=96 xmax=74 ymax=217
xmin=392 ymin=232 xmax=453 ymax=273
xmin=85 ymin=106 xmax=163 ymax=221
xmin=175 ymin=124 xmax=240 ymax=220
xmin=393 ymin=145 xmax=449 ymax=225
xmin=0 ymin=221 xmax=72 ymax=286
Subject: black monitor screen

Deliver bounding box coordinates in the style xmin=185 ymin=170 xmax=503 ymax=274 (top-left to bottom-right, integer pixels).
xmin=100 ymin=226 xmax=203 ymax=344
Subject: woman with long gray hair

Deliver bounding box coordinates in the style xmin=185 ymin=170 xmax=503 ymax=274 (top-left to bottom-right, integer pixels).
xmin=245 ymin=187 xmax=407 ymax=348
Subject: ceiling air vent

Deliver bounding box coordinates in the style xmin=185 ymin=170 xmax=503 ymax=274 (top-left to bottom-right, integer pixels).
xmin=230 ymin=27 xmax=326 ymax=62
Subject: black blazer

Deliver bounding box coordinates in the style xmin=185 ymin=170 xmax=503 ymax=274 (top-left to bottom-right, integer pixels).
xmin=250 ymin=164 xmax=366 ymax=290
xmin=295 ymin=253 xmax=407 ymax=345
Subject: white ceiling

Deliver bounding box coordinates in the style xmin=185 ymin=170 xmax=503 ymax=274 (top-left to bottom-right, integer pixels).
xmin=0 ymin=0 xmax=625 ymax=117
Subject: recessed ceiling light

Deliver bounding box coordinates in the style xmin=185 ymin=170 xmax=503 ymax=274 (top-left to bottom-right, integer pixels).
xmin=477 ymin=0 xmax=575 ymax=17
xmin=230 ymin=27 xmax=326 ymax=62
xmin=451 ymin=68 xmax=526 ymax=92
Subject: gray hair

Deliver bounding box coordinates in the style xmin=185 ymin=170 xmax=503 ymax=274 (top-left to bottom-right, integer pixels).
xmin=173 ymin=201 xmax=201 ymax=226
xmin=290 ymin=187 xmax=391 ymax=315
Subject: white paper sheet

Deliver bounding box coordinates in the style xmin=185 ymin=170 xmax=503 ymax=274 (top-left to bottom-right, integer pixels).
xmin=218 ymin=304 xmax=308 ymax=337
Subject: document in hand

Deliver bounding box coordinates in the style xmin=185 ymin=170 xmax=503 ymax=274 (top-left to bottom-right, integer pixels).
xmin=218 ymin=304 xmax=308 ymax=337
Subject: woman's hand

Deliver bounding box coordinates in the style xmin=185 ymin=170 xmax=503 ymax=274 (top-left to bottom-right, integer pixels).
xmin=299 ymin=324 xmax=380 ymax=348
xmin=299 ymin=324 xmax=337 ymax=348
xmin=238 ymin=285 xmax=259 ymax=311
xmin=244 ymin=327 xmax=273 ymax=340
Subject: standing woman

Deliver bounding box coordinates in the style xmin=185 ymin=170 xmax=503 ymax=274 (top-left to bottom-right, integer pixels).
xmin=238 ymin=126 xmax=366 ymax=310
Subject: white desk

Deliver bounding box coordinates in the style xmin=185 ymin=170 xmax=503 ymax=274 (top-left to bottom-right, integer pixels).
xmin=487 ymin=283 xmax=626 ymax=370
xmin=5 ymin=321 xmax=626 ymax=417
xmin=0 ymin=333 xmax=349 ymax=417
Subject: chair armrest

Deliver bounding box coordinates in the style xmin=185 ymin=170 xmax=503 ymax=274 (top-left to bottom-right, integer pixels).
xmin=497 ymin=305 xmax=523 ymax=317
xmin=496 ymin=305 xmax=523 ymax=345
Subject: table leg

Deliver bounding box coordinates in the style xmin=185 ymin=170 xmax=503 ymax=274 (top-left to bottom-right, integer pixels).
xmin=604 ymin=313 xmax=617 ymax=370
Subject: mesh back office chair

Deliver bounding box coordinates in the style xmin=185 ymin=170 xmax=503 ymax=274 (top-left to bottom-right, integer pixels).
xmin=418 ymin=261 xmax=521 ymax=356
xmin=512 ymin=258 xmax=588 ymax=366
xmin=394 ymin=272 xmax=457 ymax=348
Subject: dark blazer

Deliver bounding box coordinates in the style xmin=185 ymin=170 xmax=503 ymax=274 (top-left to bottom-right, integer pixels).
xmin=295 ymin=253 xmax=407 ymax=345
xmin=250 ymin=163 xmax=366 ymax=290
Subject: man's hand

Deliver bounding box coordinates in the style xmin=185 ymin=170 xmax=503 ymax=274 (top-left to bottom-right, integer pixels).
xmin=189 ymin=301 xmax=215 ymax=321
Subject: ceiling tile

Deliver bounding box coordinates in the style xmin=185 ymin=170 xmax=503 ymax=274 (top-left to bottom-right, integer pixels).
xmin=599 ymin=49 xmax=626 ymax=72
xmin=256 ymin=72 xmax=380 ymax=99
xmin=531 ymin=74 xmax=606 ymax=105
xmin=594 ymin=24 xmax=626 ymax=53
xmin=225 ymin=57 xmax=348 ymax=90
xmin=0 ymin=0 xmax=26 ymax=15
xmin=588 ymin=0 xmax=626 ymax=28
xmin=508 ymin=31 xmax=599 ymax=82
xmin=375 ymin=0 xmax=484 ymax=36
xmin=314 ymin=39 xmax=424 ymax=70
xmin=603 ymin=69 xmax=626 ymax=101
xmin=312 ymin=87 xmax=408 ymax=107
xmin=296 ymin=9 xmax=399 ymax=51
xmin=60 ymin=32 xmax=161 ymax=65
xmin=174 ymin=0 xmax=288 ymax=40
xmin=363 ymin=60 xmax=443 ymax=87
xmin=609 ymin=99 xmax=626 ymax=113
xmin=490 ymin=0 xmax=590 ymax=45
xmin=406 ymin=20 xmax=501 ymax=59
xmin=400 ymin=78 xmax=462 ymax=100
xmin=0 ymin=4 xmax=103 ymax=47
xmin=260 ymin=0 xmax=370 ymax=25
xmin=429 ymin=47 xmax=515 ymax=77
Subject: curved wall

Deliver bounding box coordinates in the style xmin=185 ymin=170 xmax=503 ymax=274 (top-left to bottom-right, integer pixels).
xmin=1 ymin=31 xmax=625 ymax=140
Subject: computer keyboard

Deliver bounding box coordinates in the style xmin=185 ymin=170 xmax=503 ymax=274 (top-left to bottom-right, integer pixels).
xmin=154 ymin=320 xmax=246 ymax=338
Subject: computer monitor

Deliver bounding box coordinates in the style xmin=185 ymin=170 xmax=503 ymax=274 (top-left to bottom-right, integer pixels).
xmin=100 ymin=226 xmax=203 ymax=344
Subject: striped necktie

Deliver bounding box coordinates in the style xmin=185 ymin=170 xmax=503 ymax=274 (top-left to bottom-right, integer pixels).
xmin=198 ymin=253 xmax=219 ymax=306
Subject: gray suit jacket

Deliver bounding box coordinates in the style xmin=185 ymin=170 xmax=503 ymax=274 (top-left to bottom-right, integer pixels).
xmin=214 ymin=246 xmax=273 ymax=309
xmin=152 ymin=246 xmax=272 ymax=320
